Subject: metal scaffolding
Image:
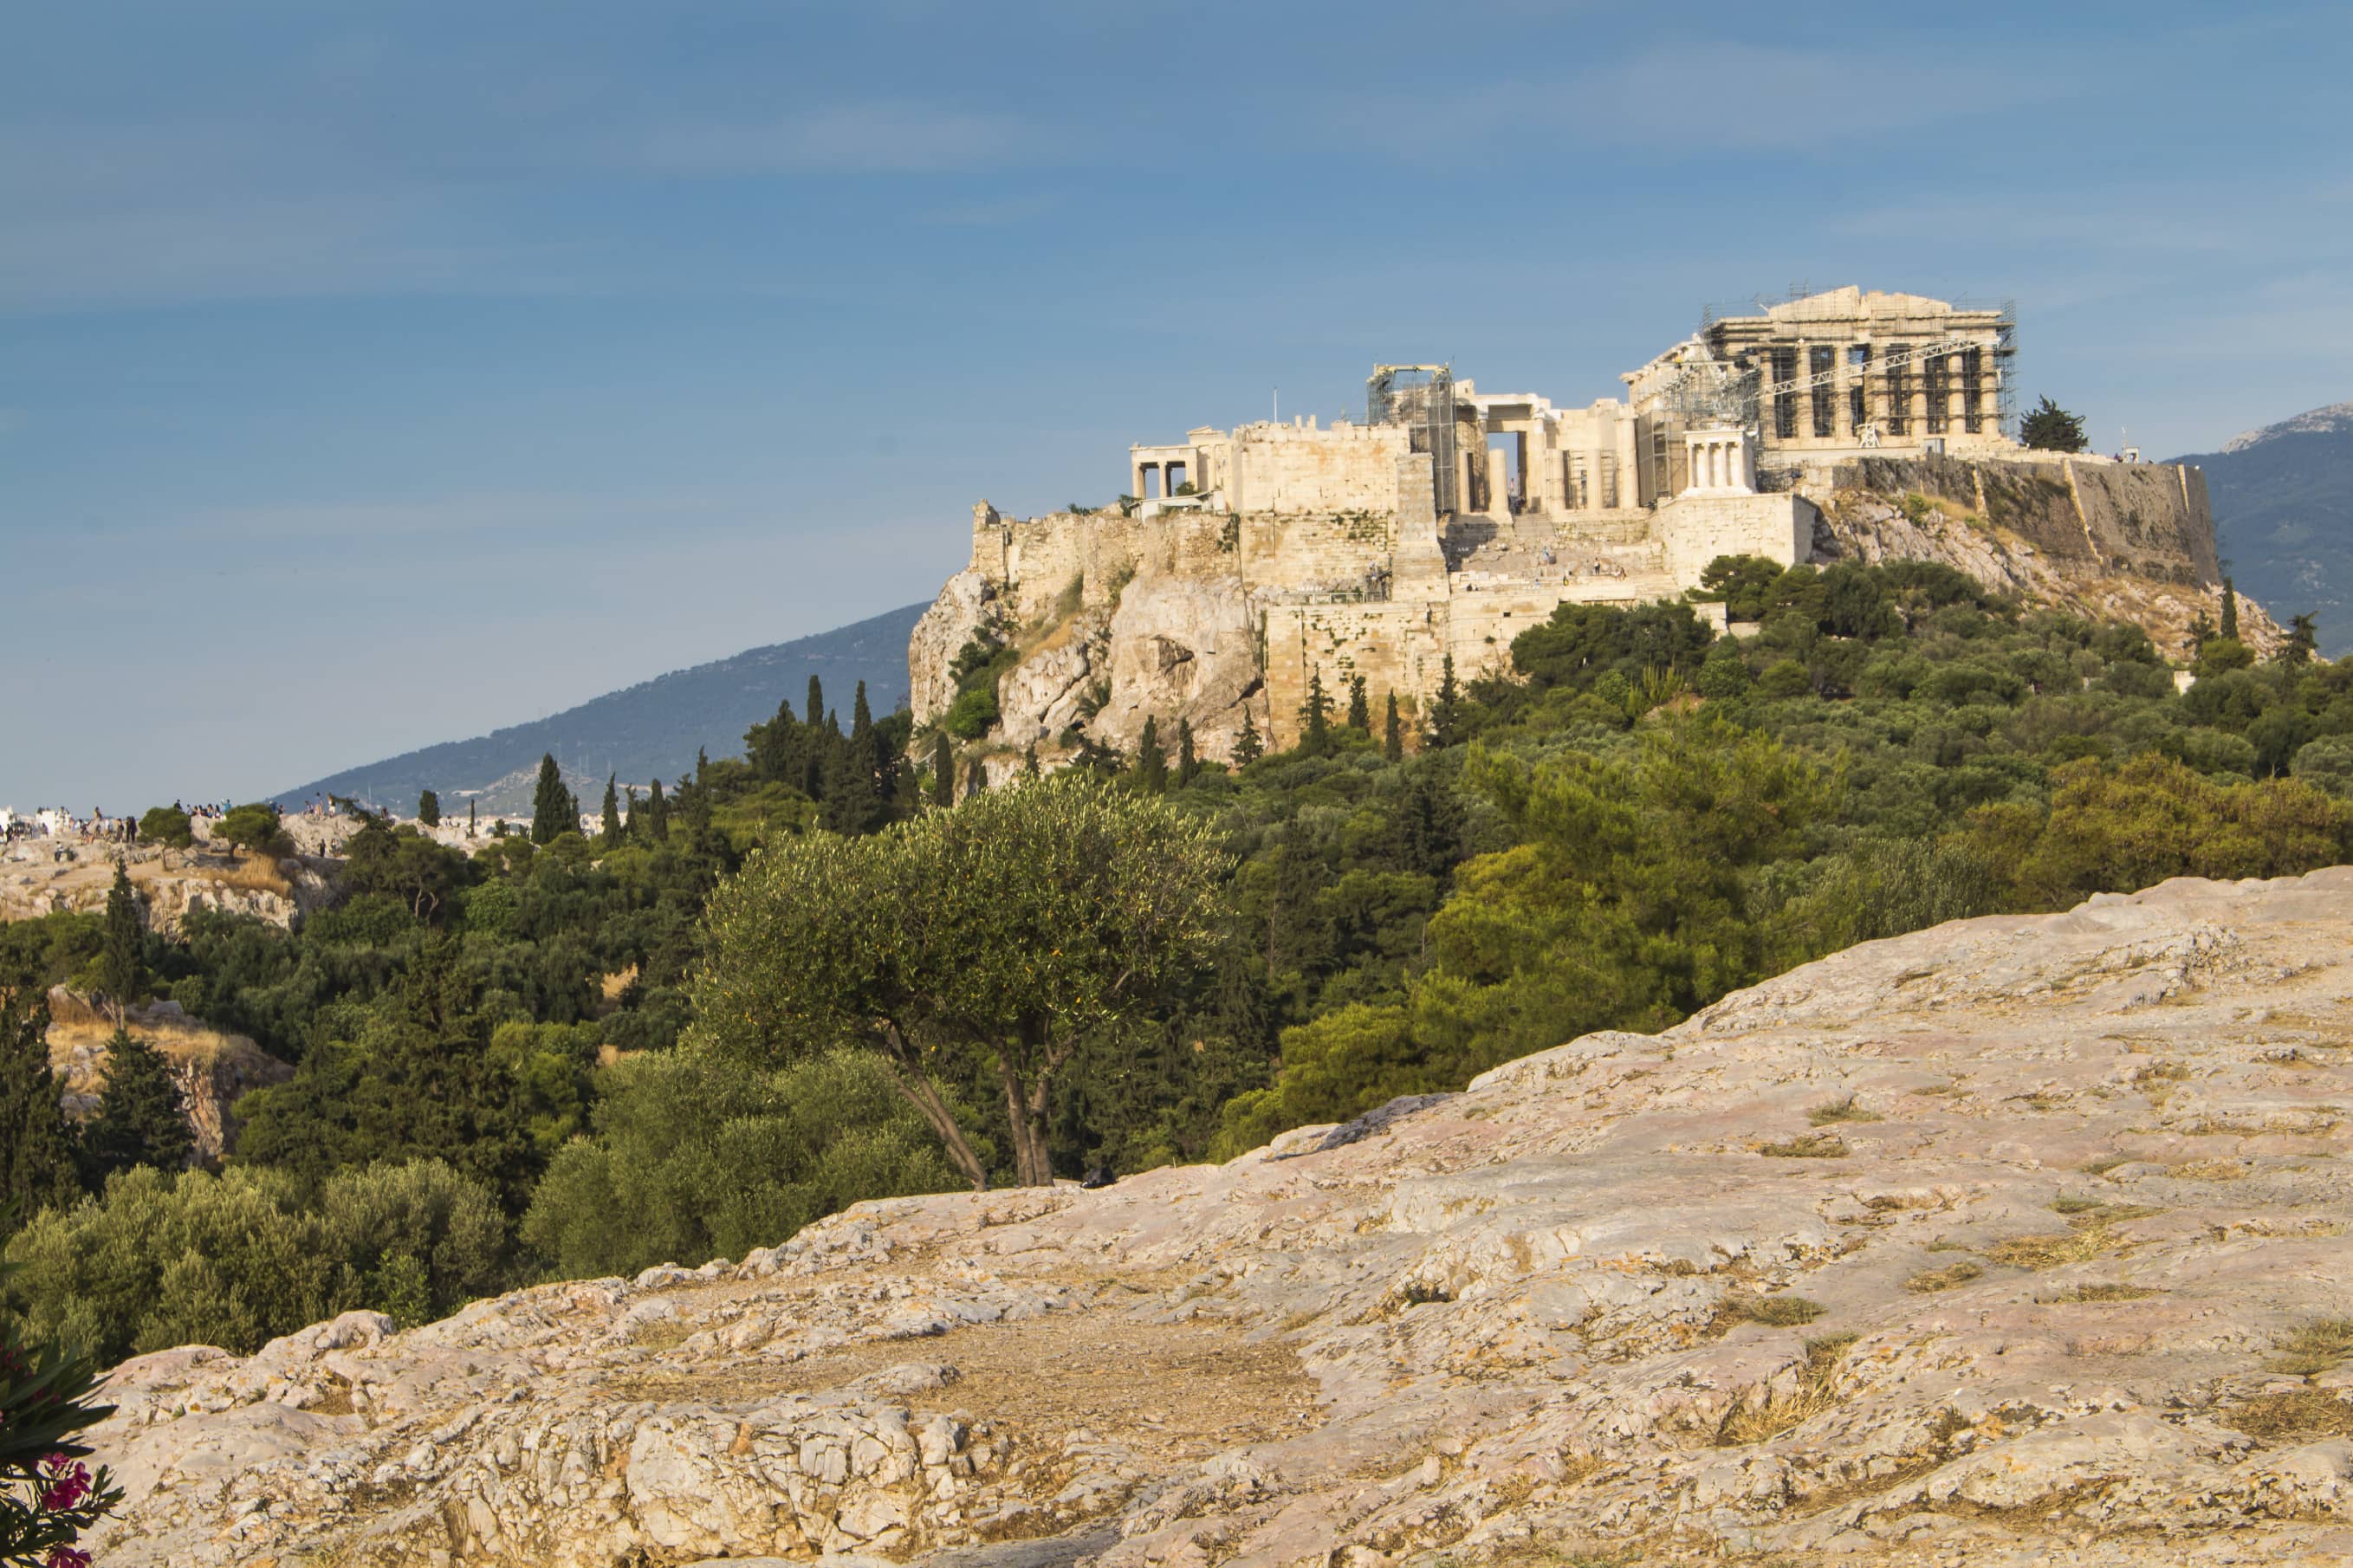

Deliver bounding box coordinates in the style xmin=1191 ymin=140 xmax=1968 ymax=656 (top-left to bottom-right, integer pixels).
xmin=1367 ymin=364 xmax=1457 ymax=516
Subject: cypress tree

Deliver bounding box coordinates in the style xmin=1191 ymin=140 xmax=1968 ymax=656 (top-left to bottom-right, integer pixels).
xmin=964 ymin=758 xmax=989 ymax=800
xmin=81 ymin=1027 xmax=191 ymax=1180
xmin=1176 ymin=717 xmax=1198 ymax=786
xmin=0 ymin=970 xmax=81 ymax=1230
xmin=1235 ymin=707 xmax=1264 ymax=766
xmin=102 ymin=859 xmax=142 ymax=1011
xmin=623 ymin=786 xmax=638 ymax=834
xmin=806 ymin=674 xmax=825 ymax=728
xmin=468 ymin=799 xmax=477 ymax=836
xmin=1300 ymin=671 xmax=1333 ymax=756
xmin=600 ymin=775 xmax=622 ymax=847
xmin=644 ymin=778 xmax=670 ymax=842
xmin=2220 ymin=578 xmax=2240 ymax=641
xmin=530 ymin=754 xmax=569 ymax=845
xmin=417 ymin=788 xmax=441 ymax=826
xmin=1345 ymin=673 xmax=1371 ymax=731
xmin=931 ymin=731 xmax=956 ymax=808
xmin=1136 ymin=716 xmax=1168 ymax=793
xmin=1429 ymin=654 xmax=1462 ymax=748
xmin=1384 ymin=692 xmax=1403 ymax=761
xmin=1024 ymin=743 xmax=1041 ymax=777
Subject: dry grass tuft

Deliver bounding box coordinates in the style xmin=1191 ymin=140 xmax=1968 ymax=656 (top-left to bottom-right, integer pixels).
xmin=1808 ymin=1096 xmax=1884 ymax=1126
xmin=2225 ymin=1387 xmax=2353 ymax=1442
xmin=2164 ymin=1157 xmax=2249 ymax=1181
xmin=2080 ymin=1153 xmax=2133 ymax=1176
xmin=2266 ymin=1319 xmax=2353 ymax=1379
xmin=1984 ymin=1207 xmax=2160 ymax=1270
xmin=1715 ymin=1293 xmax=1827 ymax=1330
xmin=2051 ymin=1282 xmax=2162 ymax=1303
xmin=2050 ymin=1193 xmax=2107 ymax=1215
xmin=1758 ymin=1131 xmax=1851 ymax=1159
xmin=1904 ymin=1260 xmax=1983 ymax=1293
xmin=1715 ymin=1333 xmax=1858 ymax=1445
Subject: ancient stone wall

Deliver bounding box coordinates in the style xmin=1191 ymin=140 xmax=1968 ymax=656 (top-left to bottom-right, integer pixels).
xmin=1227 ymin=423 xmax=1413 ymax=514
xmin=1653 ymin=493 xmax=1816 ymax=582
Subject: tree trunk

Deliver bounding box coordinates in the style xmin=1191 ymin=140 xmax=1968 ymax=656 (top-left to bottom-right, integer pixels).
xmin=876 ymin=1043 xmax=989 ymax=1191
xmin=998 ymin=1061 xmax=1053 ymax=1187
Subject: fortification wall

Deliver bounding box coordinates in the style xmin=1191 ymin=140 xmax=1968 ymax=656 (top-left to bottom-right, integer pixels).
xmin=1228 ymin=424 xmax=1413 ymax=514
xmin=975 ymin=507 xmax=1233 ymax=625
xmin=1654 ymin=494 xmax=1816 ymax=582
xmin=1238 ymin=509 xmax=1398 ymax=595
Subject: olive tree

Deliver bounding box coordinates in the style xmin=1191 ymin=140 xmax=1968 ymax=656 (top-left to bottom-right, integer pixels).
xmin=693 ymin=774 xmax=1228 ymax=1188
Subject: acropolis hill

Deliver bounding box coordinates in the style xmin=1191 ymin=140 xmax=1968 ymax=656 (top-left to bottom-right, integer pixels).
xmin=910 ymin=287 xmax=2259 ymax=767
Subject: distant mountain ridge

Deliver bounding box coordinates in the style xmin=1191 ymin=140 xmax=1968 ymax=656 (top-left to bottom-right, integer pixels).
xmin=2174 ymin=400 xmax=2353 ymax=656
xmin=275 ymin=603 xmax=926 ymax=816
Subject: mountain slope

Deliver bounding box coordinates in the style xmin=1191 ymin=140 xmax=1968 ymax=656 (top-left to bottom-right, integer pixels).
xmin=275 ymin=603 xmax=926 ymax=816
xmin=2173 ymin=400 xmax=2353 ymax=653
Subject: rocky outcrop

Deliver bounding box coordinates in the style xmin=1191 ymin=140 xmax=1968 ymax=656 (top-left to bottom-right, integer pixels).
xmin=46 ymin=990 xmax=292 ymax=1163
xmin=907 ymin=567 xmax=1001 ymax=725
xmin=1091 ymin=576 xmax=1265 ymax=757
xmin=90 ymin=870 xmax=2353 ymax=1565
xmin=1 ymin=840 xmax=335 ymax=936
xmin=1808 ymin=454 xmax=2277 ymax=658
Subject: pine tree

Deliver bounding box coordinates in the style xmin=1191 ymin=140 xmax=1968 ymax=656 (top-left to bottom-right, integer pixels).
xmin=80 ymin=1027 xmax=191 ymax=1181
xmin=1300 ymin=670 xmax=1333 ymax=756
xmin=1384 ymin=692 xmax=1403 ymax=761
xmin=102 ymin=859 xmax=142 ymax=1011
xmin=1136 ymin=716 xmax=1168 ymax=793
xmin=2286 ymin=613 xmax=2319 ymax=666
xmin=1176 ymin=718 xmax=1198 ymax=786
xmin=2019 ymin=395 xmax=2089 ymax=453
xmin=806 ymin=675 xmax=826 ymax=728
xmin=600 ymin=775 xmax=622 ymax=847
xmin=2220 ymin=578 xmax=2240 ymax=641
xmin=531 ymin=754 xmax=570 ymax=845
xmin=1429 ymin=654 xmax=1462 ymax=748
xmin=1234 ymin=707 xmax=1264 ymax=767
xmin=417 ymin=789 xmax=441 ymax=827
xmin=1345 ymin=673 xmax=1370 ymax=732
xmin=0 ymin=970 xmax=81 ymax=1230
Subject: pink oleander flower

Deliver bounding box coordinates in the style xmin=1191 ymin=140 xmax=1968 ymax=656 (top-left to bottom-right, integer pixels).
xmin=46 ymin=1546 xmax=93 ymax=1568
xmin=38 ymin=1455 xmax=94 ymax=1512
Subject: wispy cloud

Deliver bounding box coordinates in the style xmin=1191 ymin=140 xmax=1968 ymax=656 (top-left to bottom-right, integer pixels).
xmin=624 ymin=101 xmax=1041 ymax=176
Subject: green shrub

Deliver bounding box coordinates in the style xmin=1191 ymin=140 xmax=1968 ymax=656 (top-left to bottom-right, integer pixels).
xmin=0 ymin=1160 xmax=503 ymax=1364
xmin=521 ymin=1048 xmax=956 ymax=1280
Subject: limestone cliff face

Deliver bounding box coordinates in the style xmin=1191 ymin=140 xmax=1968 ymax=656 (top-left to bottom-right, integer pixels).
xmin=88 ymin=870 xmax=2353 ymax=1566
xmin=1806 ymin=454 xmax=2270 ymax=658
xmin=912 ymin=455 xmax=2245 ymax=770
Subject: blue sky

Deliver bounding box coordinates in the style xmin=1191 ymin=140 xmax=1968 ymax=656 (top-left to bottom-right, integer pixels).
xmin=5 ymin=1 xmax=2349 ymax=808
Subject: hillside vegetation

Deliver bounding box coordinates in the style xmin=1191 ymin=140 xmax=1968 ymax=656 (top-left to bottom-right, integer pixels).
xmin=7 ymin=559 xmax=2353 ymax=1367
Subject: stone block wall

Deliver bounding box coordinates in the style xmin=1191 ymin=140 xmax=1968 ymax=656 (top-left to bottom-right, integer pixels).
xmin=1228 ymin=423 xmax=1414 ymax=515
xmin=1653 ymin=494 xmax=1817 ymax=582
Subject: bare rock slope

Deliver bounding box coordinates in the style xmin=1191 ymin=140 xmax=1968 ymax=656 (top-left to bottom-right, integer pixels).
xmin=90 ymin=871 xmax=2353 ymax=1566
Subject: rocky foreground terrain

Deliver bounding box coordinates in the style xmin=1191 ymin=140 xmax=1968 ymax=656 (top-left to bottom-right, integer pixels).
xmin=87 ymin=871 xmax=2353 ymax=1566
